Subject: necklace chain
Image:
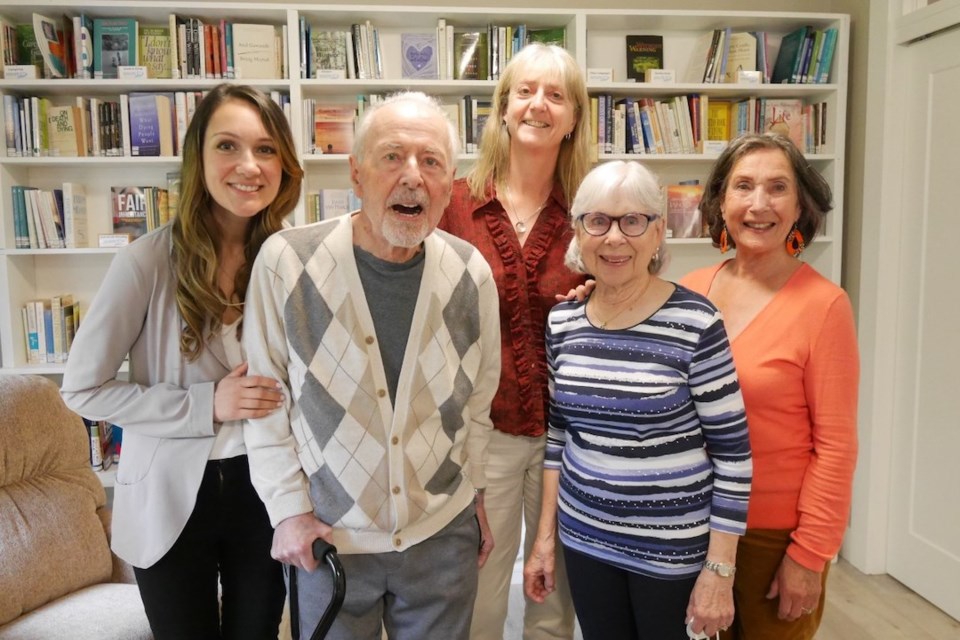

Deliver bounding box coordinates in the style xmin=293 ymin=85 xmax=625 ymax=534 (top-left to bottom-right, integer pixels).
xmin=592 ymin=281 xmax=652 ymax=330
xmin=504 ymin=185 xmax=549 ymax=234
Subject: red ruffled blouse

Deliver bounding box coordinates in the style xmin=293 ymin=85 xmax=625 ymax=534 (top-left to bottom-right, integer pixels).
xmin=438 ymin=179 xmax=586 ymax=437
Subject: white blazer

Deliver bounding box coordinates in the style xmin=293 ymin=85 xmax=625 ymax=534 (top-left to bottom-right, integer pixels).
xmin=62 ymin=226 xmax=232 ymax=568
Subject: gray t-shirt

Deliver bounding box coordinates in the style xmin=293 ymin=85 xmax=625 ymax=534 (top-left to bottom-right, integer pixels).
xmin=354 ymin=245 xmax=425 ymax=405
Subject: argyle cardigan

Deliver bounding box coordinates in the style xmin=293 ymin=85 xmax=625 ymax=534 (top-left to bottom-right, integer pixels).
xmin=243 ymin=214 xmax=501 ymax=554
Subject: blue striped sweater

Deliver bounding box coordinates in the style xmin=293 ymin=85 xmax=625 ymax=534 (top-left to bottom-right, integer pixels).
xmin=544 ymin=285 xmax=752 ymax=579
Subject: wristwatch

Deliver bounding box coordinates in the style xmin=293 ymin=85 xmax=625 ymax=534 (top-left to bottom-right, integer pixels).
xmin=703 ymin=559 xmax=736 ymax=577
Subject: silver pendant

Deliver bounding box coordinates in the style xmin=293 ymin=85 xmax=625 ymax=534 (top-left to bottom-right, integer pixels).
xmin=516 ymin=221 xmax=527 ymax=233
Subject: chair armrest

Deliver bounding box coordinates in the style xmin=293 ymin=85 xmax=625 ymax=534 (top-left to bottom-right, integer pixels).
xmin=98 ymin=507 xmax=138 ymax=584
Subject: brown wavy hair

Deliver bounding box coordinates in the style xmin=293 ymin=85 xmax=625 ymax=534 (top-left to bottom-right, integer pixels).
xmin=171 ymin=84 xmax=303 ymax=361
xmin=701 ymin=132 xmax=833 ymax=251
xmin=466 ymin=43 xmax=592 ymax=206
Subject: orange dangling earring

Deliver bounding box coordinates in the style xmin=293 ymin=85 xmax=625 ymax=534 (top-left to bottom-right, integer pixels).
xmin=786 ymin=224 xmax=805 ymax=257
xmin=719 ymin=225 xmax=730 ymax=254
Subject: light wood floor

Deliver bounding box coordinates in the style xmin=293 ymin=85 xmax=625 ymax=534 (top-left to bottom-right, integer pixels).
xmin=818 ymin=559 xmax=959 ymax=639
xmin=504 ymin=558 xmax=959 ymax=639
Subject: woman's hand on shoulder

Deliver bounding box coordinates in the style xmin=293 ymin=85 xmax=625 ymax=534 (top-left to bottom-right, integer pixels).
xmin=555 ymin=278 xmax=595 ymax=303
xmin=213 ymin=362 xmax=284 ymax=422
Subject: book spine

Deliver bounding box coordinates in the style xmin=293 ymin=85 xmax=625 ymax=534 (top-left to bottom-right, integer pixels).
xmin=119 ymin=94 xmax=131 ymax=157
xmin=89 ymin=422 xmax=103 ymax=470
xmin=3 ymin=94 xmax=17 ymax=156
xmin=24 ymin=301 xmax=40 ymax=363
xmin=51 ymin=295 xmax=64 ymax=363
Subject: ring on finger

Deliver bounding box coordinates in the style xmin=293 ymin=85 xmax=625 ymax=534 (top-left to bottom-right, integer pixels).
xmin=801 ymin=607 xmax=814 ymax=614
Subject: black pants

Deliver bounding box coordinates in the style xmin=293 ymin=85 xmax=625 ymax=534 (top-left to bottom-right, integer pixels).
xmin=563 ymin=545 xmax=698 ymax=640
xmin=134 ymin=455 xmax=285 ymax=640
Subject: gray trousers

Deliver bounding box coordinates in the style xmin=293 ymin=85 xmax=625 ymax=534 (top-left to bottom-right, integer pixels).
xmin=291 ymin=504 xmax=480 ymax=640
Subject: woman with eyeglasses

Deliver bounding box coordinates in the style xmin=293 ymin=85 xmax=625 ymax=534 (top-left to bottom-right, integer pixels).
xmin=523 ymin=161 xmax=752 ymax=640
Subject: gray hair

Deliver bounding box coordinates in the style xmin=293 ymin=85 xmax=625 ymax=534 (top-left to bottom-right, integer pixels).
xmin=564 ymin=161 xmax=668 ymax=275
xmin=352 ymin=91 xmax=461 ymax=164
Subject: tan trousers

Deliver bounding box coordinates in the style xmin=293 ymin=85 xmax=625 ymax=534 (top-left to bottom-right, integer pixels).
xmin=470 ymin=430 xmax=576 ymax=640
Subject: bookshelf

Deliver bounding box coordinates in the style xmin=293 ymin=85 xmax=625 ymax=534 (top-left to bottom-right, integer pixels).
xmin=0 ymin=2 xmax=849 ymax=377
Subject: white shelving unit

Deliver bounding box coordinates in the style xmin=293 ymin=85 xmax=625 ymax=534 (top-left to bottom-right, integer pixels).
xmin=0 ymin=2 xmax=849 ymax=377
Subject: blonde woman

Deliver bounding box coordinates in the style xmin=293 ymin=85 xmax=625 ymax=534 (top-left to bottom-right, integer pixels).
xmin=439 ymin=43 xmax=592 ymax=639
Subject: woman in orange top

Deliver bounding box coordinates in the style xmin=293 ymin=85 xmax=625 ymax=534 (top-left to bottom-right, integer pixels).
xmin=680 ymin=133 xmax=858 ymax=640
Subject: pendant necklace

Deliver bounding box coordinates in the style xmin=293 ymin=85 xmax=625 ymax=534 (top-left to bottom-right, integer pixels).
xmin=504 ymin=185 xmax=549 ymax=234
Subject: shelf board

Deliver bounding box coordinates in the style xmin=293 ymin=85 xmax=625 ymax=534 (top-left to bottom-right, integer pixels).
xmin=0 ymin=248 xmax=121 ymax=256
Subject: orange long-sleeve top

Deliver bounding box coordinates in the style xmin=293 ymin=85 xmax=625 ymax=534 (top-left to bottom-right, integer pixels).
xmin=681 ymin=261 xmax=858 ymax=572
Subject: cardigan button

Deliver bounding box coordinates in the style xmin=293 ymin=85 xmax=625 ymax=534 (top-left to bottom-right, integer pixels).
xmin=378 ymin=389 xmax=386 ymax=398
xmin=365 ymin=336 xmax=374 ymax=344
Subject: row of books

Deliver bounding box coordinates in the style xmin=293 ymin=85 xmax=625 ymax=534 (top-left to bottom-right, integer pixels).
xmin=10 ymin=176 xmax=180 ymax=249
xmin=83 ymin=418 xmax=121 ymax=471
xmin=770 ymin=26 xmax=839 ymax=85
xmin=303 ymin=94 xmax=492 ymax=157
xmin=685 ymin=29 xmax=771 ymax=84
xmin=296 ymin=18 xmax=565 ymax=82
xmin=592 ymin=94 xmax=827 ymax=157
xmin=166 ymin=18 xmax=287 ymax=81
xmin=3 ymin=91 xmax=290 ymax=159
xmin=112 ymin=185 xmax=174 ymax=242
xmin=683 ymin=26 xmax=836 ymax=85
xmin=10 ymin=183 xmax=86 ymax=249
xmin=21 ymin=294 xmax=79 ymax=364
xmin=0 ymin=12 xmax=286 ymax=80
xmin=306 ymin=189 xmax=362 ymax=224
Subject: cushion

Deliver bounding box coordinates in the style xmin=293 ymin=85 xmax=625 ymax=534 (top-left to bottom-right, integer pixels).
xmin=0 ymin=583 xmax=151 ymax=640
xmin=0 ymin=376 xmax=112 ymax=625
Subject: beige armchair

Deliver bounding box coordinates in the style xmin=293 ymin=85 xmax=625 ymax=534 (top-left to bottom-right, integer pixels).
xmin=0 ymin=375 xmax=152 ymax=639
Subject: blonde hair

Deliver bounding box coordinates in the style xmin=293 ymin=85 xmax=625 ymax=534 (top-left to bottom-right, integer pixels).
xmin=466 ymin=44 xmax=591 ymax=205
xmin=171 ymin=84 xmax=303 ymax=361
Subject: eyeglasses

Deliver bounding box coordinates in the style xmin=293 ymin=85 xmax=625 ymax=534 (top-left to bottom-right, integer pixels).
xmin=578 ymin=212 xmax=660 ymax=237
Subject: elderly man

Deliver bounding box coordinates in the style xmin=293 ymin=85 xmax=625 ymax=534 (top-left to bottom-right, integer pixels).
xmin=243 ymin=91 xmax=500 ymax=640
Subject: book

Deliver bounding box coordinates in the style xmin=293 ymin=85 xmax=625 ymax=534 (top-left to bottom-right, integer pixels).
xmin=401 ymin=32 xmax=439 ymax=80
xmin=319 ymin=188 xmax=361 ymax=219
xmin=771 ymin=25 xmax=808 ymax=84
xmin=111 ymin=185 xmax=148 ymax=240
xmin=665 ymin=183 xmax=704 ymax=238
xmin=723 ymin=32 xmax=757 ymax=83
xmin=45 ymin=105 xmax=84 ymax=157
xmin=15 ymin=23 xmax=44 ymax=76
xmin=32 ymin=13 xmax=67 ymax=78
xmin=61 ymin=182 xmax=88 ymax=248
xmin=128 ymin=92 xmax=175 ymax=157
xmin=683 ymin=29 xmax=715 ymax=83
xmin=625 ymin=35 xmax=663 ymax=82
xmin=706 ymin=100 xmax=732 ymax=141
xmin=310 ymin=30 xmax=348 ymax=79
xmin=762 ymin=98 xmax=804 ymax=149
xmin=313 ymin=104 xmax=355 ymax=154
xmin=93 ymin=18 xmax=138 ymax=79
xmin=231 ymin=23 xmax=277 ymax=79
xmin=453 ymin=31 xmax=488 ymax=80
xmin=816 ymin=27 xmax=838 ymax=84
xmin=72 ymin=14 xmax=94 ymax=79
xmin=139 ymin=25 xmax=172 ymax=79
xmin=525 ymin=26 xmax=565 ymax=48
